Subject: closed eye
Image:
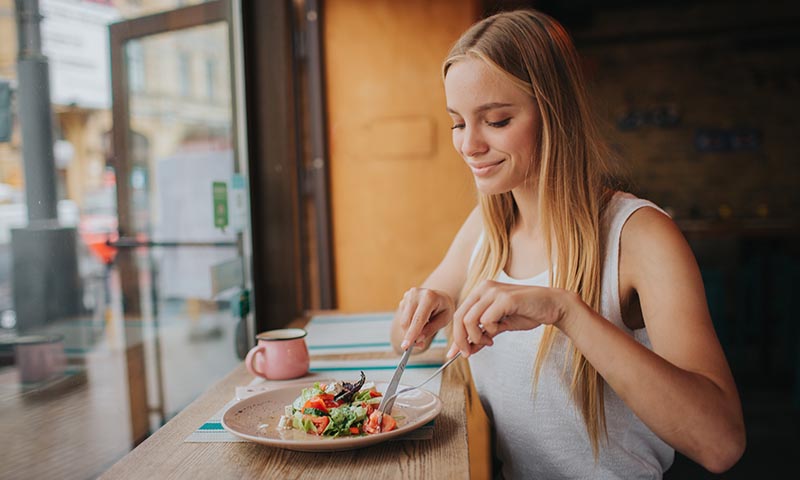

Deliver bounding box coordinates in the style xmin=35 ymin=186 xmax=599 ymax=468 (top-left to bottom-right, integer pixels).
xmin=451 ymin=123 xmax=465 ymax=130
xmin=487 ymin=118 xmax=511 ymax=128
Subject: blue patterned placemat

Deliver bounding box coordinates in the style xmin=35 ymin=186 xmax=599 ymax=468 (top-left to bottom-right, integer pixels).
xmin=304 ymin=312 xmax=447 ymax=354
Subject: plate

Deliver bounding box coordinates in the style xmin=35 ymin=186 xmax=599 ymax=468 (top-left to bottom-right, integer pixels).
xmin=221 ymin=381 xmax=443 ymax=452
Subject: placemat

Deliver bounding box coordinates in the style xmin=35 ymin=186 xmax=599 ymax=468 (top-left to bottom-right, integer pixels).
xmin=304 ymin=312 xmax=447 ymax=354
xmin=185 ymin=358 xmax=444 ymax=443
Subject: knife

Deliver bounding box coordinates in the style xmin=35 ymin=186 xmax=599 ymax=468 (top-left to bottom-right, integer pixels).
xmin=378 ymin=347 xmax=413 ymax=416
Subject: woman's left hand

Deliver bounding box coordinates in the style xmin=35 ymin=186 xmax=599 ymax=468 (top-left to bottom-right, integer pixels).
xmin=448 ymin=280 xmax=577 ymax=358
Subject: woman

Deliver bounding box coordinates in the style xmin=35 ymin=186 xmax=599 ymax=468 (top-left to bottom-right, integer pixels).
xmin=390 ymin=9 xmax=745 ymax=479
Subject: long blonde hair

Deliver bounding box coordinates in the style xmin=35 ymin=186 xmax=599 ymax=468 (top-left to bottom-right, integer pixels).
xmin=444 ymin=9 xmax=614 ymax=457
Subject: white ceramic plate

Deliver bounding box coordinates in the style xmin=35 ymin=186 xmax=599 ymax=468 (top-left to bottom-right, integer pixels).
xmin=221 ymin=381 xmax=443 ymax=452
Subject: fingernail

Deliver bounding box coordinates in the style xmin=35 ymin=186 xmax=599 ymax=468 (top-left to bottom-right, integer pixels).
xmin=401 ymin=340 xmax=409 ymax=350
xmin=446 ymin=344 xmax=457 ymax=358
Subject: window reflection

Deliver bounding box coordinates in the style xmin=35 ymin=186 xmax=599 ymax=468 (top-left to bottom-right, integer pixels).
xmin=128 ymin=40 xmax=146 ymax=93
xmin=0 ymin=1 xmax=247 ymax=478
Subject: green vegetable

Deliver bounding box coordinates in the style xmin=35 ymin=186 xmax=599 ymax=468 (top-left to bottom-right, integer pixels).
xmin=291 ymin=383 xmax=324 ymax=411
xmin=285 ymin=378 xmax=386 ymax=437
xmin=291 ymin=412 xmax=315 ymax=433
xmin=303 ymin=407 xmax=328 ymax=417
xmin=353 ymin=389 xmax=372 ymax=402
xmin=324 ymin=404 xmax=368 ymax=437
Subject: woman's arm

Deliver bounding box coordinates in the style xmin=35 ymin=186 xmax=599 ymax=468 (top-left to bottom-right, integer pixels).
xmin=390 ymin=206 xmax=483 ymax=353
xmin=558 ymin=207 xmax=745 ymax=473
xmin=448 ymin=207 xmax=745 ymax=473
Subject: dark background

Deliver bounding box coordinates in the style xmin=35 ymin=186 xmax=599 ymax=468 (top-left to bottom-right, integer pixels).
xmin=486 ymin=0 xmax=800 ymax=477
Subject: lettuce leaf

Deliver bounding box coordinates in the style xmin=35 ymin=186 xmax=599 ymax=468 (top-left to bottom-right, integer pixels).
xmin=291 ymin=412 xmax=315 ymax=433
xmin=353 ymin=389 xmax=373 ymax=403
xmin=291 ymin=383 xmax=325 ymax=411
xmin=325 ymin=405 xmax=367 ymax=437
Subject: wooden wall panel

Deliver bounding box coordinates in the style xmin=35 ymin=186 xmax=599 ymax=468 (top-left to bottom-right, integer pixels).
xmin=324 ymin=0 xmax=479 ymax=311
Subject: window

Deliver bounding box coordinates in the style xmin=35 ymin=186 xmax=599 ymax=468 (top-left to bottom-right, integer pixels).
xmin=205 ymin=57 xmax=216 ymax=101
xmin=178 ymin=52 xmax=191 ymax=97
xmin=127 ymin=41 xmax=145 ymax=93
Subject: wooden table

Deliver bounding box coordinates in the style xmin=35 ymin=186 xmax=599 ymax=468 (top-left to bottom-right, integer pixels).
xmin=100 ymin=317 xmax=491 ymax=479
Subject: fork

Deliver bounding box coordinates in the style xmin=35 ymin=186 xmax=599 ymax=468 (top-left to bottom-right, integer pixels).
xmin=380 ymin=351 xmax=462 ymax=415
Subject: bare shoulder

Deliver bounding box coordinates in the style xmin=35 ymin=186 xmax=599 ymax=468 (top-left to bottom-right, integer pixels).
xmin=620 ymin=206 xmax=693 ymax=270
xmin=618 ymin=205 xmax=703 ymax=316
xmin=621 ymin=205 xmax=679 ymax=239
xmin=619 ymin=205 xmax=713 ymax=341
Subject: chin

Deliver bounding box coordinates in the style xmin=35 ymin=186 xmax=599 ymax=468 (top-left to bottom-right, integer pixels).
xmin=474 ymin=179 xmax=513 ymax=196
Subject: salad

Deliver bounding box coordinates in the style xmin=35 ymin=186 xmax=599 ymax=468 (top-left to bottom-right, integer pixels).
xmin=277 ymin=372 xmax=398 ymax=437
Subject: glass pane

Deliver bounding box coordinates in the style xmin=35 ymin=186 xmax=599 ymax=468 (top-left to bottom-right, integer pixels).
xmin=123 ymin=20 xmax=243 ymax=427
xmin=119 ymin=0 xmax=212 ymax=20
xmin=0 ymin=2 xmax=250 ymax=479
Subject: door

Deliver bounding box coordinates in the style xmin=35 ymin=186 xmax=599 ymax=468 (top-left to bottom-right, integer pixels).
xmin=108 ymin=0 xmax=253 ymax=444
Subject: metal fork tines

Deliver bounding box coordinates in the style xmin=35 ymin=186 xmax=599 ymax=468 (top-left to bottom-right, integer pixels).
xmin=380 ymin=351 xmax=462 ymax=415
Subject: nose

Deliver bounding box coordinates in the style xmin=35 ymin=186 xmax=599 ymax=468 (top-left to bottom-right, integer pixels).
xmin=459 ymin=125 xmax=488 ymax=158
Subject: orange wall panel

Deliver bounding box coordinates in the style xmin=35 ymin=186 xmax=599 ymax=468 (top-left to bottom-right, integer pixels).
xmin=324 ymin=0 xmax=479 ymax=311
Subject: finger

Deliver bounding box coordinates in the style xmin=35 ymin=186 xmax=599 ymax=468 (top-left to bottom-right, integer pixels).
xmin=397 ymin=296 xmax=419 ymax=350
xmin=478 ymin=302 xmax=511 ymax=337
xmin=419 ymin=322 xmax=438 ymax=342
xmin=418 ymin=305 xmax=449 ymax=340
xmin=451 ymin=315 xmax=487 ymax=358
xmin=467 ymin=342 xmax=485 ymax=356
xmin=453 ymin=287 xmax=480 ymax=328
xmin=392 ymin=293 xmax=412 ymax=329
xmin=454 ymin=280 xmax=492 ymax=326
xmin=450 ymin=308 xmax=470 ymax=357
xmin=402 ymin=292 xmax=438 ymax=349
xmin=446 ymin=342 xmax=459 ymax=359
xmin=417 ymin=303 xmax=444 ymax=338
xmin=424 ymin=300 xmax=451 ymax=331
xmin=462 ymin=337 xmax=485 ymax=357
xmin=462 ymin=297 xmax=494 ymax=346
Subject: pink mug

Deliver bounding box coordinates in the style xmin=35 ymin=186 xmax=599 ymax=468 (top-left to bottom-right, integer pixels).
xmin=15 ymin=334 xmax=66 ymax=384
xmin=245 ymin=328 xmax=310 ymax=380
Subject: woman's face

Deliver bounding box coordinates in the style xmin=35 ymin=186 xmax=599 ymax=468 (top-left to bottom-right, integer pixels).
xmin=445 ymin=58 xmax=540 ymax=195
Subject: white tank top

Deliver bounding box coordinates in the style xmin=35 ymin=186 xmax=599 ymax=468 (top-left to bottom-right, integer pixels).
xmin=468 ymin=192 xmax=675 ymax=479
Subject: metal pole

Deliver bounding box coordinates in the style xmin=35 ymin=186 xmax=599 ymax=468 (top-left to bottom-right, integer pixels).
xmin=11 ymin=0 xmax=81 ymax=332
xmin=15 ymin=0 xmax=58 ymax=223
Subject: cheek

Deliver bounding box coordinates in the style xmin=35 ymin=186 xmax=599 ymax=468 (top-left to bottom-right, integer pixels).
xmin=508 ymin=124 xmax=537 ymax=160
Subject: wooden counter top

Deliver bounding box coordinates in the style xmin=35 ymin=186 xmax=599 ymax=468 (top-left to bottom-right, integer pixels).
xmin=100 ymin=315 xmax=491 ymax=479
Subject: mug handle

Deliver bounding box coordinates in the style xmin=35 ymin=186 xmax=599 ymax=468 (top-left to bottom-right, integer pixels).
xmin=245 ymin=344 xmax=267 ymax=378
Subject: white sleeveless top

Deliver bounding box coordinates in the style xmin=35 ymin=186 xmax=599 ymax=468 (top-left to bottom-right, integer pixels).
xmin=468 ymin=192 xmax=675 ymax=479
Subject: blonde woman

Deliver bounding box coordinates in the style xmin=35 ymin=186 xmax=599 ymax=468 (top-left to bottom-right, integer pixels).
xmin=390 ymin=9 xmax=745 ymax=479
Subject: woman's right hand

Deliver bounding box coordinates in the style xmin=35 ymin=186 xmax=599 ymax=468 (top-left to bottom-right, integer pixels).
xmin=393 ymin=287 xmax=456 ymax=351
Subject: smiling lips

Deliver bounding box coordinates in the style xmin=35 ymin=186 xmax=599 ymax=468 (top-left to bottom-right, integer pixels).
xmin=468 ymin=159 xmax=505 ymax=177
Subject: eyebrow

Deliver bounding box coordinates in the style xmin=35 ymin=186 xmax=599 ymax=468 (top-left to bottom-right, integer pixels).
xmin=446 ymin=102 xmax=515 ymax=115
